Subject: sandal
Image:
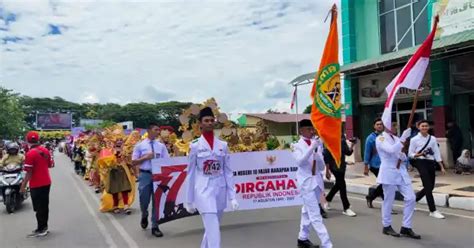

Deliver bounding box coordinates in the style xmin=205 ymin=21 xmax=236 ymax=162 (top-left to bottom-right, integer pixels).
xmin=113 ymin=208 xmax=121 ymax=214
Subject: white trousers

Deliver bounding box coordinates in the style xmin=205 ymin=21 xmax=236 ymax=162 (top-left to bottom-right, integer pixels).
xmin=381 ymin=184 xmax=416 ymax=228
xmin=200 ymin=210 xmax=224 ymax=248
xmin=299 ymin=187 xmax=333 ymax=248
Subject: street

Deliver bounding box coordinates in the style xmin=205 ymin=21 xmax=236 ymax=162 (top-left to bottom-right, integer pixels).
xmin=1 ymin=152 xmax=473 ymax=248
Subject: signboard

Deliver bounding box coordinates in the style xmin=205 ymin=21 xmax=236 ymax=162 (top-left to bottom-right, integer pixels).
xmin=152 ymin=150 xmax=302 ymax=224
xmin=434 ymin=0 xmax=474 ymax=38
xmin=358 ymin=68 xmax=431 ymax=105
xmin=36 ymin=113 xmax=72 ymax=130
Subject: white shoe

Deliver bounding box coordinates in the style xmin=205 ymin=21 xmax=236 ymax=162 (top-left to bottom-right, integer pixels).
xmin=429 ymin=211 xmax=445 ymax=219
xmin=342 ymin=208 xmax=357 ymax=217
xmin=323 ymin=202 xmax=331 ymax=210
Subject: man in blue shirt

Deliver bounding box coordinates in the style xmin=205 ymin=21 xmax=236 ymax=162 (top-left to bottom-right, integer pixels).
xmin=364 ymin=118 xmax=384 ymax=208
xmin=132 ymin=123 xmax=169 ymax=237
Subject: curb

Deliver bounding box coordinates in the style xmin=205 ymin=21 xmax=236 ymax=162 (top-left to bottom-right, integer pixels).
xmin=448 ymin=197 xmax=474 ymax=211
xmin=325 ymin=181 xmax=473 ymax=211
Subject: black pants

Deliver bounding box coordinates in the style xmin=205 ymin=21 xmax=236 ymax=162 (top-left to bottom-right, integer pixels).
xmin=30 ymin=185 xmax=51 ymax=231
xmin=326 ymin=168 xmax=350 ymax=210
xmin=367 ymin=167 xmax=384 ymax=200
xmin=414 ymin=160 xmax=437 ymax=212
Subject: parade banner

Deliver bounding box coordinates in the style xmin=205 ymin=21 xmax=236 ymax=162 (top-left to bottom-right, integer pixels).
xmin=152 ymin=150 xmax=302 ymax=224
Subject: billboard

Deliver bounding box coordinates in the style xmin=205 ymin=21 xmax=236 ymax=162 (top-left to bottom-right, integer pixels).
xmin=434 ymin=0 xmax=474 ymax=38
xmin=36 ymin=113 xmax=72 ymax=130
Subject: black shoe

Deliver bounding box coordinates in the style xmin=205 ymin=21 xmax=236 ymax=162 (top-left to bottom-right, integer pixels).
xmin=297 ymin=239 xmax=319 ymax=248
xmin=140 ymin=217 xmax=148 ymax=229
xmin=400 ymin=227 xmax=421 ymax=239
xmin=320 ymin=209 xmax=328 ymax=219
xmin=391 ymin=210 xmax=398 ymax=215
xmin=383 ymin=226 xmax=401 ymax=237
xmin=366 ymin=196 xmax=374 ymax=208
xmin=151 ymin=227 xmax=163 ymax=238
xmin=319 ymin=204 xmax=328 ymax=219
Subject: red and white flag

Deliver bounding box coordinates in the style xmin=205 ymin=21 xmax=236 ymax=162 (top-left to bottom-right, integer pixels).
xmin=290 ymin=87 xmax=297 ymax=109
xmin=382 ymin=16 xmax=439 ymax=131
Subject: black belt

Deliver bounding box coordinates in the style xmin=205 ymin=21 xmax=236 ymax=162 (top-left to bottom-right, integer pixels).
xmin=139 ymin=169 xmax=152 ymax=174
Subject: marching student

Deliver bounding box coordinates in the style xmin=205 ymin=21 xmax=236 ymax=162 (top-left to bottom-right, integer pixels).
xmin=409 ymin=120 xmax=446 ymax=219
xmin=185 ymin=107 xmax=239 ymax=248
xmin=293 ymin=119 xmax=332 ymax=248
xmin=376 ymin=124 xmax=421 ymax=239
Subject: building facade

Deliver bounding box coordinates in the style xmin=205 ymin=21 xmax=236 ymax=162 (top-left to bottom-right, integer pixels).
xmin=291 ymin=0 xmax=473 ymax=166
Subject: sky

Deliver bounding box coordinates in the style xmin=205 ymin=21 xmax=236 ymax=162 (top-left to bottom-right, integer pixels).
xmin=0 ymin=0 xmax=340 ymax=118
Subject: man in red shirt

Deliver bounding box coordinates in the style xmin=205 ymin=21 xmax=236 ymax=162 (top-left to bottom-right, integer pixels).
xmin=20 ymin=131 xmax=52 ymax=238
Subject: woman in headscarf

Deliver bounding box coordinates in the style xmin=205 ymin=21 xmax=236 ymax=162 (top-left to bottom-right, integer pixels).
xmin=455 ymin=149 xmax=473 ymax=175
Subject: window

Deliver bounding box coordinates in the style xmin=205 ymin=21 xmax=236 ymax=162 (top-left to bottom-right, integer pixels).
xmin=379 ymin=0 xmax=429 ymax=54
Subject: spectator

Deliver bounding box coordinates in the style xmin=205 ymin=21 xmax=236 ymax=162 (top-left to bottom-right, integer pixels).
xmin=455 ymin=149 xmax=473 ymax=175
xmin=446 ymin=121 xmax=463 ymax=165
xmin=324 ymin=134 xmax=357 ymax=217
xmin=20 ymin=131 xmax=53 ymax=238
xmin=364 ymin=118 xmax=384 ymax=208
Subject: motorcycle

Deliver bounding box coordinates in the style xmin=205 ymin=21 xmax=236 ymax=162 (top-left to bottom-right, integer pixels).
xmin=0 ymin=163 xmax=28 ymax=213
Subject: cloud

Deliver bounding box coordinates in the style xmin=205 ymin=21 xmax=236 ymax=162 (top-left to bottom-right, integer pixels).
xmin=143 ymin=85 xmax=175 ymax=102
xmin=263 ymin=79 xmax=291 ymax=99
xmin=0 ymin=0 xmax=336 ymax=114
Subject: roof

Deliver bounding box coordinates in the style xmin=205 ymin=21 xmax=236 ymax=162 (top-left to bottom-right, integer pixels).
xmin=289 ymin=29 xmax=474 ymax=82
xmin=243 ymin=113 xmax=311 ymax=123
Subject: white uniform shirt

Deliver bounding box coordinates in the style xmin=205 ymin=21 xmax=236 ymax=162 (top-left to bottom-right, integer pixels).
xmin=376 ymin=132 xmax=411 ymax=185
xmin=408 ymin=133 xmax=442 ymax=162
xmin=186 ymin=135 xmax=236 ymax=213
xmin=291 ymin=137 xmax=325 ymax=193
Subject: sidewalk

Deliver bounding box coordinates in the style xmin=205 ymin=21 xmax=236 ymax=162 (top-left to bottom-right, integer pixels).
xmin=325 ymin=162 xmax=474 ymax=211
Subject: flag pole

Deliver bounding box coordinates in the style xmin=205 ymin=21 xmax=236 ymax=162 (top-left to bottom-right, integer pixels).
xmin=295 ymin=84 xmax=299 ymax=136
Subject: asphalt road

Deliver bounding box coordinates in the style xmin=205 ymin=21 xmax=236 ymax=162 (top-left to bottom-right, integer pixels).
xmin=0 ymin=152 xmax=473 ymax=248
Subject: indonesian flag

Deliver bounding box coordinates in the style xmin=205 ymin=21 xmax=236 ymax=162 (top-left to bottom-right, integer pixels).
xmin=382 ymin=16 xmax=439 ymax=131
xmin=290 ymin=87 xmax=297 ymax=109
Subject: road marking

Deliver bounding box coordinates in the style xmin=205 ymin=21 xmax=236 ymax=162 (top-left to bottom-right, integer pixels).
xmin=80 ymin=181 xmax=139 ymax=248
xmin=70 ymin=173 xmax=118 ymax=248
xmin=65 ymin=153 xmax=139 ymax=248
xmin=348 ymin=195 xmax=474 ymax=220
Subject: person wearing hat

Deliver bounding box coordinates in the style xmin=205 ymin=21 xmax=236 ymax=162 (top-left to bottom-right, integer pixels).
xmin=185 ymin=107 xmax=239 ymax=248
xmin=293 ymin=119 xmax=332 ymax=248
xmin=20 ymin=131 xmax=53 ymax=238
xmin=132 ymin=122 xmax=169 ymax=237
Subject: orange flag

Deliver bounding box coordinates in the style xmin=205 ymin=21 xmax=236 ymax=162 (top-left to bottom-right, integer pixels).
xmin=310 ymin=4 xmax=342 ymax=167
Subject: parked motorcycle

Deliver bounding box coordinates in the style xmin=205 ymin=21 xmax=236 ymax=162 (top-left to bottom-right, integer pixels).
xmin=0 ymin=163 xmax=28 ymax=213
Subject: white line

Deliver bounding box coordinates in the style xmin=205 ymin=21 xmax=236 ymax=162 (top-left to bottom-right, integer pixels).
xmin=81 ymin=181 xmax=139 ymax=248
xmin=70 ymin=173 xmax=118 ymax=248
xmin=348 ymin=195 xmax=474 ymax=220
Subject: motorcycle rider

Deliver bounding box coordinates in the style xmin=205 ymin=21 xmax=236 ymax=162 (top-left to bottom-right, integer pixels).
xmin=0 ymin=142 xmax=25 ymax=168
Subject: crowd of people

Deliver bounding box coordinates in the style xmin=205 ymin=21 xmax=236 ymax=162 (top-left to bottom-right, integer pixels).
xmin=2 ymin=108 xmax=472 ymax=247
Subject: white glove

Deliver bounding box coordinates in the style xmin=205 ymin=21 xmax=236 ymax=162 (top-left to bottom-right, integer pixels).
xmin=185 ymin=203 xmax=196 ymax=214
xmin=400 ymin=128 xmax=412 ymax=142
xmin=231 ymin=199 xmax=239 ymax=211
xmin=310 ymin=137 xmax=320 ymax=149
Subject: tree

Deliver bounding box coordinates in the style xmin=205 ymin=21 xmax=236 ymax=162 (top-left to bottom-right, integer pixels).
xmin=0 ymin=87 xmax=27 ymax=139
xmin=303 ymin=104 xmax=312 ymax=114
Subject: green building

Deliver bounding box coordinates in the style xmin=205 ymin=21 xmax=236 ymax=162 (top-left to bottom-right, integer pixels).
xmin=292 ymin=0 xmax=473 ymax=165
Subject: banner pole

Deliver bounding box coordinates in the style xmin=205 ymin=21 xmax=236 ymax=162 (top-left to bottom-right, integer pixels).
xmin=295 ymin=84 xmax=299 ymax=137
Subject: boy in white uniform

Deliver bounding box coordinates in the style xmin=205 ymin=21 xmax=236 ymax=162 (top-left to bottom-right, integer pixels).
xmin=293 ymin=119 xmax=332 ymax=248
xmin=185 ymin=107 xmax=239 ymax=248
xmin=376 ymin=125 xmax=420 ymax=239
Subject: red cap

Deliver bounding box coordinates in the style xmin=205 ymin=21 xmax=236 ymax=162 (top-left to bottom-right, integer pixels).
xmin=26 ymin=131 xmax=40 ymax=144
